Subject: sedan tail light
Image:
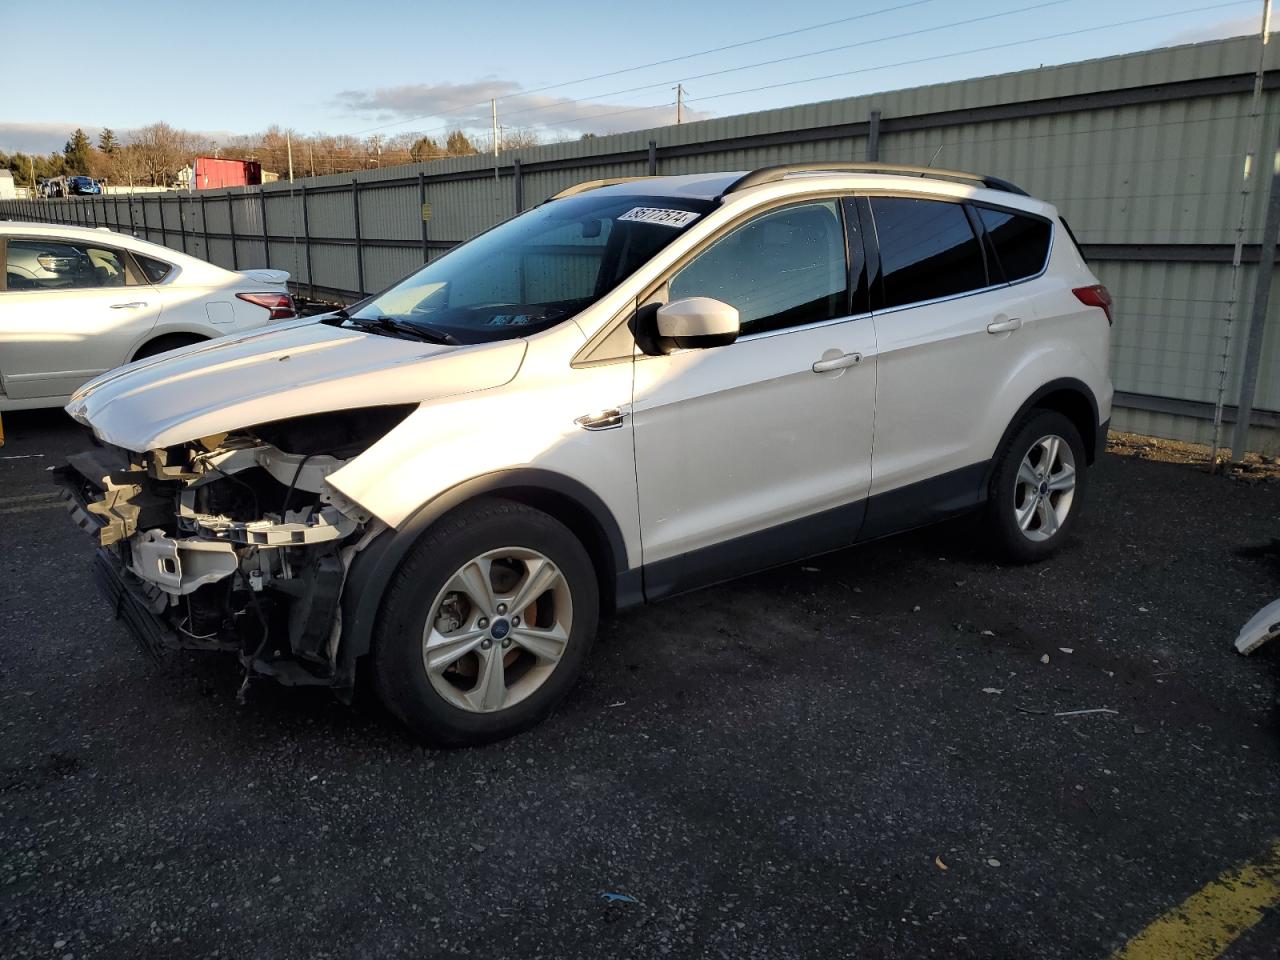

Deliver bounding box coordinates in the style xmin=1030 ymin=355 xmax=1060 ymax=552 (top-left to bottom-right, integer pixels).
xmin=237 ymin=292 xmax=296 ymax=321
xmin=1073 ymin=284 xmax=1113 ymax=325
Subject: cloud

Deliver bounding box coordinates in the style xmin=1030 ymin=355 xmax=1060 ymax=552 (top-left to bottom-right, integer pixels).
xmin=1166 ymin=13 xmax=1264 ymax=45
xmin=0 ymin=122 xmax=102 ymax=155
xmin=333 ymin=80 xmax=711 ymax=138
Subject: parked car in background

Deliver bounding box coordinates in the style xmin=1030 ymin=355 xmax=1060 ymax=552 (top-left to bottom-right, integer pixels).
xmin=0 ymin=223 xmax=293 ymax=410
xmin=67 ymin=176 xmax=102 ymax=196
xmin=57 ymin=163 xmax=1112 ymax=745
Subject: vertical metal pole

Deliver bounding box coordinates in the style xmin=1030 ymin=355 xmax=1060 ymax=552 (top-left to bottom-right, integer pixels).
xmin=259 ymin=189 xmax=270 ymax=266
xmin=1212 ymin=0 xmax=1273 ymax=464
xmin=127 ymin=194 xmax=135 ymax=234
xmin=157 ymin=195 xmax=167 ymax=246
xmin=648 ymin=139 xmax=657 ymax=175
xmin=228 ymin=194 xmax=239 ymax=270
xmin=351 ymin=178 xmax=364 ymax=295
xmin=300 ymin=183 xmax=314 ymax=299
xmin=200 ymin=194 xmax=210 ymax=260
xmin=1231 ymin=138 xmax=1280 ymax=459
xmin=418 ymin=172 xmax=429 ymax=263
xmin=867 ymin=110 xmax=882 ymax=162
xmin=178 ymin=193 xmax=188 ymax=253
xmin=513 ymin=158 xmax=523 ymax=214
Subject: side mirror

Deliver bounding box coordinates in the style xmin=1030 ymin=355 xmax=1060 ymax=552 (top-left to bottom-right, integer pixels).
xmin=655 ymin=297 xmax=740 ymax=351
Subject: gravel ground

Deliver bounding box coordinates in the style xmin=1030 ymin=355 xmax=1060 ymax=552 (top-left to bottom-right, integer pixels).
xmin=2 ymin=410 xmax=1278 ymax=960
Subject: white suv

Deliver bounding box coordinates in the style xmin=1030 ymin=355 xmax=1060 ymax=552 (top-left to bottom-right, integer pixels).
xmin=57 ymin=163 xmax=1113 ymax=745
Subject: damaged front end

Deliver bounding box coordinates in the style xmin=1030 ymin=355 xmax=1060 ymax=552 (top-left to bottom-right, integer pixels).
xmin=55 ymin=407 xmax=413 ymax=693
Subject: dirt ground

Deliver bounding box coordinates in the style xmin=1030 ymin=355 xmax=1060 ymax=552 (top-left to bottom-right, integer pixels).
xmin=1 ymin=411 xmax=1278 ymax=959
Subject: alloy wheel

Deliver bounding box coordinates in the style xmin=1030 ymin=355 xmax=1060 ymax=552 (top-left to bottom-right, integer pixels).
xmin=1013 ymin=434 xmax=1076 ymax=542
xmin=421 ymin=547 xmax=573 ymax=713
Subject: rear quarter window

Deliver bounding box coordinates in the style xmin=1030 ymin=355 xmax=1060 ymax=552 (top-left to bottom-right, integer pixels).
xmin=977 ymin=207 xmax=1052 ymax=281
xmin=134 ymin=253 xmax=173 ymax=283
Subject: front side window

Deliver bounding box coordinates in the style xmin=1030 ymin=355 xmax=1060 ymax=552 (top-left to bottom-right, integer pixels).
xmin=353 ymin=193 xmax=715 ymax=344
xmin=668 ymin=200 xmax=848 ymax=337
xmin=870 ymin=197 xmax=988 ymax=309
xmin=4 ymin=238 xmax=134 ymax=291
xmin=977 ymin=206 xmax=1052 ymax=281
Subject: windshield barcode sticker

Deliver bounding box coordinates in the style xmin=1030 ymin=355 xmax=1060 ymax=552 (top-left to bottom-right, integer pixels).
xmin=618 ymin=207 xmax=701 ymax=228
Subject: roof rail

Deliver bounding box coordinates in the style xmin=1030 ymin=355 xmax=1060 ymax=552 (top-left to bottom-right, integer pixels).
xmin=549 ymin=176 xmax=657 ymax=201
xmin=721 ymin=162 xmax=1028 ymax=197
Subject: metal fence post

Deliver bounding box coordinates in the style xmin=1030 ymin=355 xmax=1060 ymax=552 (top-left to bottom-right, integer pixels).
xmin=351 ymin=178 xmax=364 ymax=294
xmin=157 ymin=195 xmax=167 ymax=246
xmin=228 ymin=194 xmax=239 ymax=270
xmin=259 ymin=189 xmax=270 ymax=266
xmin=648 ymin=139 xmax=658 ymax=175
xmin=127 ymin=195 xmax=135 ymax=235
xmin=300 ymin=184 xmax=314 ymax=299
xmin=867 ymin=110 xmax=881 ymax=162
xmin=418 ymin=172 xmax=429 ymax=263
xmin=513 ymin=158 xmax=523 ymax=214
xmin=1230 ymin=136 xmax=1280 ymax=459
xmin=201 ymin=194 xmax=210 ymax=260
xmin=178 ymin=194 xmax=188 ymax=253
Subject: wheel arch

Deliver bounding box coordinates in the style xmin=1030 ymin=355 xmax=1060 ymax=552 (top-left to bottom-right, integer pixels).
xmin=335 ymin=469 xmax=641 ymax=693
xmin=985 ymin=378 xmax=1102 ymax=488
xmin=129 ymin=329 xmax=210 ymax=363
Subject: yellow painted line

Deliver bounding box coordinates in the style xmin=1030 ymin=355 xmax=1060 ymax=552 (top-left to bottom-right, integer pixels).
xmin=1112 ymin=839 xmax=1280 ymax=960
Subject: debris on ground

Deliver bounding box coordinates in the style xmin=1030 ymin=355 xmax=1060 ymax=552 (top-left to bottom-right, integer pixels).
xmin=1054 ymin=708 xmax=1119 ymax=717
xmin=601 ymin=892 xmax=638 ymax=904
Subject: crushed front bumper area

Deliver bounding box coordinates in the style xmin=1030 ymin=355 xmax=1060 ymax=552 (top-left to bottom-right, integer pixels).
xmin=55 ymin=440 xmax=369 ymax=690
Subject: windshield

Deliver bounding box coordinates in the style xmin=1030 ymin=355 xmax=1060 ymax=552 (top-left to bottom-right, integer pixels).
xmin=351 ymin=192 xmax=715 ymax=344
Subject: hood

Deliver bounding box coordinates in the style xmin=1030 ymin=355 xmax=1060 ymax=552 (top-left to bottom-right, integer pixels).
xmin=68 ymin=319 xmax=527 ymax=451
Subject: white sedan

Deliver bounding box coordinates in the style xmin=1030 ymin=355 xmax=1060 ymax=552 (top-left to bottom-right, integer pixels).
xmin=0 ymin=222 xmax=294 ymax=411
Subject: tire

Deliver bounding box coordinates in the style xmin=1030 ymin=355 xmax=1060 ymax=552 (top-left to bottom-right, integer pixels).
xmin=133 ymin=333 xmax=205 ymax=361
xmin=984 ymin=409 xmax=1088 ymax=563
xmin=372 ymin=497 xmax=599 ymax=746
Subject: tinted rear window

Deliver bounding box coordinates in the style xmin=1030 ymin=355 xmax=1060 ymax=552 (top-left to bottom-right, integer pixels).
xmin=978 ymin=207 xmax=1052 ymax=281
xmin=870 ymin=197 xmax=988 ymax=309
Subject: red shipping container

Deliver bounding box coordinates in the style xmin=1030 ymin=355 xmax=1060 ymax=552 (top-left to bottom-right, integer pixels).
xmin=194 ymin=157 xmax=263 ymax=190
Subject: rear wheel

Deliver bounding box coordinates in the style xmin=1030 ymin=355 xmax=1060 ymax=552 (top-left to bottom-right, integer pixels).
xmin=372 ymin=498 xmax=599 ymax=746
xmin=133 ymin=333 xmax=205 ymax=361
xmin=985 ymin=409 xmax=1087 ymax=563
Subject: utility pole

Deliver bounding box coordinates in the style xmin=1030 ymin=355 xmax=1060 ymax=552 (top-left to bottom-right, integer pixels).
xmin=492 ymin=98 xmax=500 ymax=181
xmin=286 ymin=132 xmax=294 ymax=183
xmin=673 ymin=84 xmax=685 ymax=124
xmin=1211 ymin=0 xmax=1273 ymax=465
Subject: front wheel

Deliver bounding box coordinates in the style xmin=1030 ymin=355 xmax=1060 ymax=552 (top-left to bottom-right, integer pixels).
xmin=372 ymin=498 xmax=599 ymax=746
xmin=984 ymin=409 xmax=1088 ymax=563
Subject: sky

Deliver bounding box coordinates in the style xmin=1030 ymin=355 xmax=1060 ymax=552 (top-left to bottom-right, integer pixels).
xmin=0 ymin=0 xmax=1267 ymax=154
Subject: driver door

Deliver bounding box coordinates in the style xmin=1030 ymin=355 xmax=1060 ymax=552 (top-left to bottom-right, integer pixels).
xmin=631 ymin=198 xmax=878 ymax=598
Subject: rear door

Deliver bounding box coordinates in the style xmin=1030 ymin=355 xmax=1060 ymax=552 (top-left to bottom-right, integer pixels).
xmin=0 ymin=236 xmax=162 ymax=400
xmin=631 ymin=197 xmax=878 ymax=597
xmin=860 ymin=195 xmax=1032 ymax=535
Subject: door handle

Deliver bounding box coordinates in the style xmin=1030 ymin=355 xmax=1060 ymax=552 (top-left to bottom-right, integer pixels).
xmin=110 ymin=301 xmax=147 ymax=309
xmin=811 ymin=352 xmax=862 ymax=373
xmin=575 ymin=408 xmax=627 ymax=431
xmin=987 ymin=315 xmax=1022 ymax=334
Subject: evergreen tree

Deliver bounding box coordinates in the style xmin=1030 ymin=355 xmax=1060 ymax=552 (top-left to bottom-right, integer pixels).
xmin=63 ymin=128 xmax=92 ymax=173
xmin=445 ymin=129 xmax=476 ymax=156
xmin=98 ymin=128 xmax=119 ymax=154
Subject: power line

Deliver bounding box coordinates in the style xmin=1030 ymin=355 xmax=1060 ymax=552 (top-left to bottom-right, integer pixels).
xmin=356 ymin=0 xmax=1073 ymax=142
xmin=348 ymin=0 xmax=943 ymax=137
xmin=683 ymin=0 xmax=1256 ymax=106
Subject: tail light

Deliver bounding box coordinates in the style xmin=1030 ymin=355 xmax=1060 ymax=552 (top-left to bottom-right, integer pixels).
xmin=237 ymin=292 xmax=296 ymax=321
xmin=1073 ymin=284 xmax=1113 ymax=325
